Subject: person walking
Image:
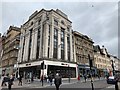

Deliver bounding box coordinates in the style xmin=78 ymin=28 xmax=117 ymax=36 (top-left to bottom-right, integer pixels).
xmin=54 ymin=73 xmax=62 ymax=90
xmin=41 ymin=75 xmax=44 ymax=86
xmin=1 ymin=74 xmax=7 ymax=86
xmin=77 ymin=74 xmax=80 ymax=81
xmin=48 ymin=73 xmax=53 ymax=85
xmin=83 ymin=74 xmax=87 ymax=83
xmin=8 ymin=74 xmax=14 ymax=90
xmin=18 ymin=74 xmax=22 ymax=86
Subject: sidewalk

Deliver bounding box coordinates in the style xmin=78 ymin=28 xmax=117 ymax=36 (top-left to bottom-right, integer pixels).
xmin=1 ymin=77 xmax=105 ymax=89
xmin=100 ymin=82 xmax=120 ymax=90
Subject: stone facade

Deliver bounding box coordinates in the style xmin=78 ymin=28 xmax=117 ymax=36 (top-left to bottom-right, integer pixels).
xmin=1 ymin=26 xmax=20 ymax=75
xmin=0 ymin=33 xmax=2 ymax=76
xmin=73 ymin=31 xmax=95 ymax=76
xmin=18 ymin=9 xmax=77 ymax=78
xmin=94 ymin=45 xmax=112 ymax=76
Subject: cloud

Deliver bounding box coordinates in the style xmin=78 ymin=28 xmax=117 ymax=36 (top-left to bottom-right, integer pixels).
xmin=1 ymin=2 xmax=118 ymax=57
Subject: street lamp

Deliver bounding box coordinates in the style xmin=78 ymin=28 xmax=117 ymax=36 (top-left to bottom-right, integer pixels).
xmin=41 ymin=61 xmax=44 ymax=86
xmin=14 ymin=45 xmax=20 ymax=78
xmin=88 ymin=54 xmax=94 ymax=90
xmin=111 ymin=60 xmax=119 ymax=90
xmin=111 ymin=60 xmax=115 ymax=76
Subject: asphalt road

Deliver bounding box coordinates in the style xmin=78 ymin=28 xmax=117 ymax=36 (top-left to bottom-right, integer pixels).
xmin=2 ymin=80 xmax=113 ymax=90
xmin=46 ymin=79 xmax=112 ymax=89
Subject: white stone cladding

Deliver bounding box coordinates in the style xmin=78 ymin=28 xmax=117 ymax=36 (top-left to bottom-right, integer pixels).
xmin=17 ymin=9 xmax=77 ymax=78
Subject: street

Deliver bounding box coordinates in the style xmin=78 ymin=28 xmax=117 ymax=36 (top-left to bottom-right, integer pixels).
xmin=1 ymin=79 xmax=115 ymax=90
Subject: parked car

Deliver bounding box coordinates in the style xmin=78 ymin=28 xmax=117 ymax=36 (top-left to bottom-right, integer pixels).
xmin=107 ymin=76 xmax=117 ymax=84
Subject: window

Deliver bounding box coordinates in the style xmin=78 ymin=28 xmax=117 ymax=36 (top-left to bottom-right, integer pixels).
xmin=38 ymin=19 xmax=41 ymax=25
xmin=31 ymin=22 xmax=33 ymax=25
xmin=67 ymin=34 xmax=70 ymax=61
xmin=21 ymin=37 xmax=25 ymax=62
xmin=61 ymin=20 xmax=65 ymax=25
xmin=61 ymin=28 xmax=65 ymax=60
xmin=67 ymin=27 xmax=69 ymax=32
xmin=54 ymin=19 xmax=58 ymax=26
xmin=28 ymin=28 xmax=33 ymax=61
xmin=36 ymin=28 xmax=41 ymax=59
xmin=48 ymin=25 xmax=50 ymax=46
xmin=53 ymin=28 xmax=58 ymax=59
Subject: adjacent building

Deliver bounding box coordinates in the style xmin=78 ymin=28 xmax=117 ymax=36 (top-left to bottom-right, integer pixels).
xmin=1 ymin=26 xmax=20 ymax=75
xmin=94 ymin=45 xmax=112 ymax=76
xmin=73 ymin=31 xmax=95 ymax=76
xmin=110 ymin=55 xmax=120 ymax=75
xmin=18 ymin=9 xmax=77 ymax=79
xmin=0 ymin=33 xmax=2 ymax=77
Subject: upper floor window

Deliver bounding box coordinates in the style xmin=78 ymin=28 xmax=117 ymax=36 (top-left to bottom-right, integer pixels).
xmin=54 ymin=19 xmax=58 ymax=26
xmin=61 ymin=28 xmax=65 ymax=38
xmin=61 ymin=20 xmax=65 ymax=25
xmin=54 ymin=28 xmax=58 ymax=36
xmin=38 ymin=19 xmax=41 ymax=25
xmin=31 ymin=22 xmax=33 ymax=26
xmin=67 ymin=27 xmax=69 ymax=32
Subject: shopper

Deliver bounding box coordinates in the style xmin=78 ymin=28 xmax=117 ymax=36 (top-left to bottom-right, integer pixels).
xmin=54 ymin=73 xmax=62 ymax=90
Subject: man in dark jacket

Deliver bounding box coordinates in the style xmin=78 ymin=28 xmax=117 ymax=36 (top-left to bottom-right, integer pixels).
xmin=48 ymin=73 xmax=53 ymax=85
xmin=54 ymin=73 xmax=62 ymax=90
xmin=18 ymin=75 xmax=22 ymax=86
xmin=8 ymin=75 xmax=14 ymax=90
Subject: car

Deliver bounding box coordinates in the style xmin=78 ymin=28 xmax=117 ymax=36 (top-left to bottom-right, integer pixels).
xmin=107 ymin=76 xmax=117 ymax=84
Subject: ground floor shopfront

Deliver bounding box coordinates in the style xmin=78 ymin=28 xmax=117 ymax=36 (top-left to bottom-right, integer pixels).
xmin=96 ymin=69 xmax=110 ymax=77
xmin=78 ymin=64 xmax=97 ymax=77
xmin=18 ymin=60 xmax=78 ymax=79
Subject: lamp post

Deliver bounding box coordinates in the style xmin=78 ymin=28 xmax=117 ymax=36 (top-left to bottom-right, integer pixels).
xmin=111 ymin=60 xmax=115 ymax=76
xmin=14 ymin=45 xmax=20 ymax=78
xmin=111 ymin=60 xmax=118 ymax=90
xmin=68 ymin=64 xmax=70 ymax=83
xmin=41 ymin=61 xmax=44 ymax=86
xmin=88 ymin=54 xmax=94 ymax=90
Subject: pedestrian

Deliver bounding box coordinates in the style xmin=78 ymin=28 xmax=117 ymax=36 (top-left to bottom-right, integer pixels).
xmin=41 ymin=75 xmax=44 ymax=86
xmin=83 ymin=74 xmax=87 ymax=83
xmin=54 ymin=73 xmax=62 ymax=90
xmin=48 ymin=73 xmax=53 ymax=85
xmin=97 ymin=74 xmax=100 ymax=80
xmin=8 ymin=74 xmax=14 ymax=90
xmin=77 ymin=74 xmax=80 ymax=81
xmin=31 ymin=75 xmax=34 ymax=82
xmin=18 ymin=74 xmax=22 ymax=86
xmin=1 ymin=74 xmax=7 ymax=86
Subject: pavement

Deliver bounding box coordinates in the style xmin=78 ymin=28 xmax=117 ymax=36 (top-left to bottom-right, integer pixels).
xmin=1 ymin=77 xmax=106 ymax=89
xmin=100 ymin=82 xmax=120 ymax=90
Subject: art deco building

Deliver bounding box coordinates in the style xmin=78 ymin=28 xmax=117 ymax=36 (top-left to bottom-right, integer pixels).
xmin=94 ymin=45 xmax=112 ymax=76
xmin=73 ymin=31 xmax=95 ymax=76
xmin=18 ymin=9 xmax=77 ymax=78
xmin=1 ymin=26 xmax=20 ymax=75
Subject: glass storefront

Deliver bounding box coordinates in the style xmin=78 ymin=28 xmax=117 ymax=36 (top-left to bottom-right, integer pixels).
xmin=19 ymin=66 xmax=41 ymax=79
xmin=47 ymin=65 xmax=76 ymax=78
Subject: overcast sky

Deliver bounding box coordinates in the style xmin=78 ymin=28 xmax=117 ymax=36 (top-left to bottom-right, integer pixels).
xmin=0 ymin=1 xmax=119 ymax=57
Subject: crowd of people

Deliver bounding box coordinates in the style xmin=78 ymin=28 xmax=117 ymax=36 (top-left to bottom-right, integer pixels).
xmin=1 ymin=73 xmax=15 ymax=90
xmin=1 ymin=73 xmax=62 ymax=90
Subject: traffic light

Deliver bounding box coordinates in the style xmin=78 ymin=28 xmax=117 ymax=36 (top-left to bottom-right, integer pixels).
xmin=41 ymin=61 xmax=44 ymax=70
xmin=88 ymin=54 xmax=93 ymax=69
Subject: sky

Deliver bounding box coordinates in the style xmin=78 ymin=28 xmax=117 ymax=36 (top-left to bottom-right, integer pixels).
xmin=0 ymin=0 xmax=119 ymax=57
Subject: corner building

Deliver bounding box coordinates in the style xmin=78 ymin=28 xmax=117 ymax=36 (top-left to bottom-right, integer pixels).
xmin=18 ymin=9 xmax=77 ymax=78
